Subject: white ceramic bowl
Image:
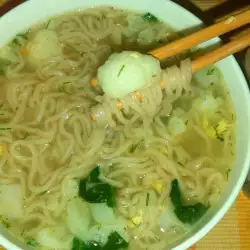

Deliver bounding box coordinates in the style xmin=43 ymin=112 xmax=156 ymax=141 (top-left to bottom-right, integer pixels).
xmin=0 ymin=0 xmax=250 ymax=249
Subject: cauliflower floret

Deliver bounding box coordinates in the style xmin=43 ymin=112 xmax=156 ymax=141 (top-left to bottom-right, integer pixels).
xmin=26 ymin=30 xmax=63 ymax=68
xmin=201 ymin=115 xmax=230 ymax=141
xmin=167 ymin=108 xmax=188 ymax=136
xmin=97 ymin=51 xmax=161 ymax=99
xmin=192 ymin=94 xmax=223 ymax=117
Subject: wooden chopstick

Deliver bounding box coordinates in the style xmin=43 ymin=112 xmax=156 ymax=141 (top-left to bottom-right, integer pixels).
xmin=149 ymin=9 xmax=250 ymax=61
xmin=90 ymin=10 xmax=250 ymax=90
xmin=191 ymin=32 xmax=250 ymax=73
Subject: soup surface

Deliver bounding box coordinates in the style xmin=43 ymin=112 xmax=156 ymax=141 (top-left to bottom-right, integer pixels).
xmin=0 ymin=7 xmax=235 ymax=250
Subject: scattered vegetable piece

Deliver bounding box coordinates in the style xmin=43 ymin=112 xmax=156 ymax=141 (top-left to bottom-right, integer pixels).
xmin=27 ymin=238 xmax=39 ymax=247
xmin=0 ymin=128 xmax=11 ymax=131
xmin=21 ymin=48 xmax=30 ymax=56
xmin=103 ymin=231 xmax=128 ymax=250
xmin=45 ymin=20 xmax=52 ymax=29
xmin=79 ymin=167 xmax=116 ymax=207
xmin=117 ymin=64 xmax=125 ymax=77
xmin=206 ymin=68 xmax=215 ymax=75
xmin=72 ymin=232 xmax=128 ymax=250
xmin=130 ymin=139 xmax=143 ymax=153
xmin=226 ymin=169 xmax=231 ymax=180
xmin=0 ymin=58 xmax=11 ymax=75
xmin=152 ymin=182 xmax=164 ymax=193
xmin=72 ymin=237 xmax=100 ymax=250
xmin=1 ymin=220 xmax=10 ymax=229
xmin=215 ymin=119 xmax=229 ymax=136
xmin=143 ymin=12 xmax=159 ymax=23
xmin=131 ymin=216 xmax=143 ymax=226
xmin=17 ymin=32 xmax=29 ymax=40
xmin=170 ymin=179 xmax=208 ymax=224
xmin=146 ymin=192 xmax=150 ymax=206
xmin=201 ymin=115 xmax=216 ymax=139
xmin=91 ymin=78 xmax=98 ymax=87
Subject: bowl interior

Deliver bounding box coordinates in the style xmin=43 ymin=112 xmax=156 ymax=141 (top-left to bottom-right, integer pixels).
xmin=0 ymin=0 xmax=250 ymax=249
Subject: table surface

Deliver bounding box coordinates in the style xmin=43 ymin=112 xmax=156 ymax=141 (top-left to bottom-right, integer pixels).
xmin=192 ymin=0 xmax=227 ymax=10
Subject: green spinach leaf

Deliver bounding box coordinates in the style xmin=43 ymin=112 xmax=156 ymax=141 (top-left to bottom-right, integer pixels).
xmin=72 ymin=237 xmax=101 ymax=250
xmin=72 ymin=232 xmax=128 ymax=250
xmin=143 ymin=13 xmax=159 ymax=23
xmin=170 ymin=179 xmax=208 ymax=224
xmin=79 ymin=167 xmax=116 ymax=207
xmin=103 ymin=232 xmax=128 ymax=250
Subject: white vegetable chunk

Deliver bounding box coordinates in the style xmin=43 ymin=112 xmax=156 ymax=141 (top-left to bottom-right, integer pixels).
xmin=86 ymin=203 xmax=128 ymax=245
xmin=167 ymin=108 xmax=188 ymax=136
xmin=37 ymin=226 xmax=72 ymax=250
xmin=66 ymin=197 xmax=91 ymax=241
xmin=87 ymin=222 xmax=128 ymax=245
xmin=192 ymin=94 xmax=223 ymax=117
xmin=62 ymin=179 xmax=79 ymax=199
xmin=90 ymin=203 xmax=117 ymax=225
xmin=26 ymin=30 xmax=63 ymax=68
xmin=194 ymin=66 xmax=221 ymax=89
xmin=0 ymin=184 xmax=24 ymax=219
xmin=97 ymin=51 xmax=161 ymax=99
xmin=159 ymin=199 xmax=188 ymax=233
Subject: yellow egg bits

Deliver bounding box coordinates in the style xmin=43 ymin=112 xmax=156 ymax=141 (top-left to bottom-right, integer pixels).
xmin=201 ymin=115 xmax=230 ymax=141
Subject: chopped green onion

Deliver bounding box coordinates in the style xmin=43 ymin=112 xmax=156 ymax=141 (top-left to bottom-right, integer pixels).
xmin=117 ymin=65 xmax=125 ymax=77
xmin=45 ymin=20 xmax=52 ymax=29
xmin=23 ymin=132 xmax=29 ymax=139
xmin=27 ymin=238 xmax=38 ymax=247
xmin=146 ymin=192 xmax=149 ymax=206
xmin=206 ymin=68 xmax=215 ymax=75
xmin=17 ymin=33 xmax=29 ymax=40
xmin=0 ymin=128 xmax=11 ymax=131
xmin=178 ymin=162 xmax=185 ymax=168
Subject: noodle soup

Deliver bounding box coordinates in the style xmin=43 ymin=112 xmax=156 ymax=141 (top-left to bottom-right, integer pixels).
xmin=0 ymin=6 xmax=236 ymax=250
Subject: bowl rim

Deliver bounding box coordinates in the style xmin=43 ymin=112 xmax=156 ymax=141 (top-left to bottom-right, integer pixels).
xmin=0 ymin=0 xmax=250 ymax=250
